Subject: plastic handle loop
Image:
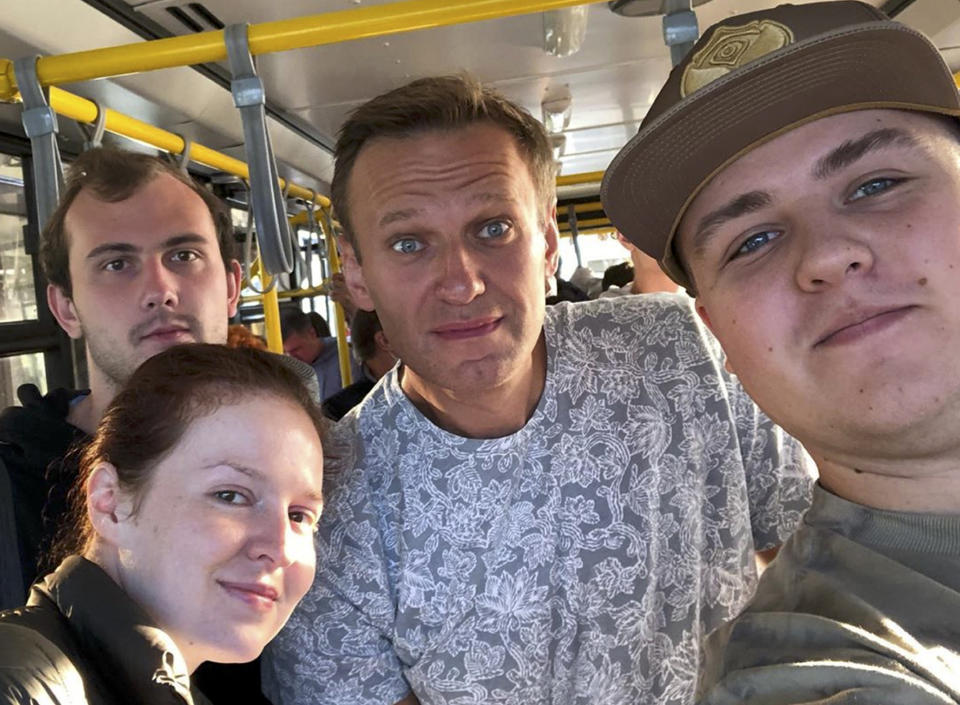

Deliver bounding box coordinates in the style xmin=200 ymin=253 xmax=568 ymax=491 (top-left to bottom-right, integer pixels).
xmin=79 ymin=99 xmax=107 ymax=150
xmin=13 ymin=55 xmax=63 ymax=231
xmin=225 ymin=23 xmax=293 ymax=274
xmin=177 ymin=135 xmax=193 ymax=173
xmin=240 ymin=179 xmax=278 ymax=296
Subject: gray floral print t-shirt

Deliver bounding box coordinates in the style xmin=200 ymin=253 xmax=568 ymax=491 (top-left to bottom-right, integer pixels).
xmin=264 ymin=294 xmax=814 ymax=705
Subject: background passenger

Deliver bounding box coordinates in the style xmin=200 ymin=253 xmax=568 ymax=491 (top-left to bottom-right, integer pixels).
xmin=227 ymin=323 xmax=268 ymax=351
xmin=321 ymin=309 xmax=396 ymax=421
xmin=601 ymin=233 xmax=679 ymax=297
xmin=602 ymin=2 xmax=960 ymax=701
xmin=0 ymin=343 xmax=325 ymax=705
xmin=0 ymin=147 xmax=242 ymax=608
xmin=280 ymin=308 xmax=344 ymax=401
xmin=264 ymin=74 xmax=813 ymax=705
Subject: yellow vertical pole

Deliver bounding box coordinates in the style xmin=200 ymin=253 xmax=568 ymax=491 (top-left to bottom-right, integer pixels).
xmin=252 ymin=259 xmax=283 ymax=354
xmin=263 ymin=280 xmax=283 ymax=354
xmin=324 ymin=216 xmax=352 ymax=386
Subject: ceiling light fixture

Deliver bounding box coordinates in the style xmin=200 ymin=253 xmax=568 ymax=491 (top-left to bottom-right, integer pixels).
xmin=543 ymin=6 xmax=590 ymax=57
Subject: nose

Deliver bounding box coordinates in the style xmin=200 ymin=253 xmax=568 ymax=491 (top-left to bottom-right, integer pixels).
xmin=246 ymin=509 xmax=298 ymax=568
xmin=140 ymin=257 xmax=180 ymax=310
xmin=435 ymin=241 xmax=485 ymax=305
xmin=794 ymin=224 xmax=875 ymax=293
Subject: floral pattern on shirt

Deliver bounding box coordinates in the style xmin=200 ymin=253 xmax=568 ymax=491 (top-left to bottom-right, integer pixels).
xmin=264 ymin=294 xmax=813 ymax=705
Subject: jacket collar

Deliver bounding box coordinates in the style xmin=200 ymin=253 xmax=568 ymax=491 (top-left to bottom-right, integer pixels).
xmin=31 ymin=556 xmax=198 ymax=704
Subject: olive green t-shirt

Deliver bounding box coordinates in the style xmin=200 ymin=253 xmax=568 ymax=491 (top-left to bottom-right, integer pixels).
xmin=699 ymin=485 xmax=960 ymax=704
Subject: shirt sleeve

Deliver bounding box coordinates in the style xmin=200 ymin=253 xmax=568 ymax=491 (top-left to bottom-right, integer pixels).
xmin=724 ymin=369 xmax=815 ymax=550
xmin=261 ymin=424 xmax=411 ymax=705
xmin=698 ymin=612 xmax=958 ymax=705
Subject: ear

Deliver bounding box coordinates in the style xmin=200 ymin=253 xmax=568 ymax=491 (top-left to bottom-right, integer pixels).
xmin=373 ymin=329 xmax=394 ymax=356
xmin=47 ymin=284 xmax=84 ymax=339
xmin=543 ymin=202 xmax=560 ymax=278
xmin=696 ymin=302 xmax=736 ymax=374
xmin=225 ymin=260 xmax=243 ymax=318
xmin=86 ymin=462 xmax=130 ymax=546
xmin=338 ymin=239 xmax=376 ymax=312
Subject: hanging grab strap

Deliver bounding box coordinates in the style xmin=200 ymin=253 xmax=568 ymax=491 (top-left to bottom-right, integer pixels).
xmin=13 ymin=55 xmax=63 ymax=230
xmin=224 ymin=23 xmax=293 ymax=274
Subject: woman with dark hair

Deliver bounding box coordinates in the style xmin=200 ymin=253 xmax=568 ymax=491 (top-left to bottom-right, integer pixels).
xmin=0 ymin=344 xmax=326 ymax=705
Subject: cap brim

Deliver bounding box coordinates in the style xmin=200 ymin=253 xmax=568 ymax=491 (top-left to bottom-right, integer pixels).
xmin=602 ymin=22 xmax=960 ymax=291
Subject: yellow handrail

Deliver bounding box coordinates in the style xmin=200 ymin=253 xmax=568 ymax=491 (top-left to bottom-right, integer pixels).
xmin=561 ymin=216 xmax=610 ymax=229
xmin=559 ymin=226 xmax=617 ymax=238
xmin=0 ymin=0 xmax=590 ymax=99
xmin=45 ymin=86 xmax=328 ymax=207
xmin=556 ymin=170 xmax=604 ymax=187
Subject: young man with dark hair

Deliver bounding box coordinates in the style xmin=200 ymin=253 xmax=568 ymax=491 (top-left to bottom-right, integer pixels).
xmin=603 ymin=2 xmax=960 ymax=701
xmin=280 ymin=308 xmax=344 ymax=402
xmin=322 ymin=309 xmax=396 ymax=421
xmin=0 ymin=147 xmax=241 ymax=605
xmin=264 ymin=74 xmax=813 ymax=705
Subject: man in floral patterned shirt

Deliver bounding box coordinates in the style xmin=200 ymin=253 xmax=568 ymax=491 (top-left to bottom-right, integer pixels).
xmin=262 ymin=75 xmax=812 ymax=705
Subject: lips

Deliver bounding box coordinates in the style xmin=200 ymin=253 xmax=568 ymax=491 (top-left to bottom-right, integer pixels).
xmin=142 ymin=326 xmax=190 ymax=338
xmin=432 ymin=316 xmax=502 ymax=341
xmin=814 ymin=305 xmax=916 ymax=347
xmin=218 ymin=580 xmax=279 ymax=610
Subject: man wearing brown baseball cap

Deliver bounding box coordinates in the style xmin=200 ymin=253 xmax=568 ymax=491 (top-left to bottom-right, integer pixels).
xmin=604 ymin=1 xmax=960 ymax=702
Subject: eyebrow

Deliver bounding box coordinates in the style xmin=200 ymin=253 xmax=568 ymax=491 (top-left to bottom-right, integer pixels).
xmin=376 ymin=192 xmax=517 ymax=229
xmin=690 ymin=190 xmax=772 ymax=257
xmin=85 ymin=233 xmax=211 ymax=261
xmin=812 ymin=127 xmax=918 ymax=180
xmin=207 ymin=462 xmax=324 ymax=504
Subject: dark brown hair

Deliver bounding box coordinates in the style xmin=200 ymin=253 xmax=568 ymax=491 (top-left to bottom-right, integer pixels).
xmin=350 ymin=309 xmax=383 ymax=364
xmin=41 ymin=148 xmax=239 ymax=296
xmin=50 ymin=344 xmax=326 ymax=565
xmin=331 ymin=75 xmax=556 ymax=250
xmin=280 ymin=308 xmax=316 ymax=341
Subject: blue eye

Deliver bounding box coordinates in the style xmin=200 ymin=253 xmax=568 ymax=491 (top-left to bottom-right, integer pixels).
xmin=391 ymin=238 xmax=424 ymax=254
xmin=479 ymin=220 xmax=509 ymax=239
xmin=733 ymin=230 xmax=781 ymax=259
xmin=850 ymin=177 xmax=899 ymax=201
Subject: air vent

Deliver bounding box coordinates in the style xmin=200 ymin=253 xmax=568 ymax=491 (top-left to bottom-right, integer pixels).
xmin=164 ymin=3 xmax=225 ymax=33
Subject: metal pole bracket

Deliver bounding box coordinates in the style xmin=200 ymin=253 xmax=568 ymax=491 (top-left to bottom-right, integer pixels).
xmin=13 ymin=55 xmax=63 ymax=230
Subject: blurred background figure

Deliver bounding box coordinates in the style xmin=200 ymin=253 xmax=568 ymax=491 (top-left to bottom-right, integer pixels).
xmin=280 ymin=309 xmax=344 ymax=401
xmin=322 ymin=309 xmax=396 ymax=421
xmin=602 ymin=232 xmax=679 ymax=296
xmin=307 ymin=312 xmax=331 ymax=338
xmin=227 ymin=323 xmax=268 ymax=351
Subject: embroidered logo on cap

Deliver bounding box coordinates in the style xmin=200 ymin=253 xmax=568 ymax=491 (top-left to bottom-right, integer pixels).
xmin=681 ymin=19 xmax=794 ymax=97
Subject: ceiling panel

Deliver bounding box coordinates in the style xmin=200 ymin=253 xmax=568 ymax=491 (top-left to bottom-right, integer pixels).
xmin=2 ymin=0 xmax=948 ymax=196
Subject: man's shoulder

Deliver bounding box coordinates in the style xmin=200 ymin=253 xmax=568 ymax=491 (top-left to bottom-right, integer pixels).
xmin=321 ymin=378 xmax=376 ymax=421
xmin=0 ymin=386 xmax=85 ymax=468
xmin=548 ymin=293 xmax=698 ymax=336
xmin=700 ymin=516 xmax=960 ymax=704
xmin=546 ymin=293 xmax=719 ymax=371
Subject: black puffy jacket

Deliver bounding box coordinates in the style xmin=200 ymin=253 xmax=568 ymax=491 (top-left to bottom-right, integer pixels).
xmin=0 ymin=556 xmax=211 ymax=705
xmin=0 ymin=384 xmax=87 ymax=601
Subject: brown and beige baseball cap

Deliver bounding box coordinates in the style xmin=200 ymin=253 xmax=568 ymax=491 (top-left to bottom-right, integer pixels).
xmin=602 ymin=1 xmax=960 ymax=292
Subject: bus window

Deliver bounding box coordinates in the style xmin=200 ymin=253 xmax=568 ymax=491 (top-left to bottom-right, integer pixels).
xmin=0 ymin=351 xmax=46 ymax=408
xmin=0 ymin=157 xmax=35 ymax=323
